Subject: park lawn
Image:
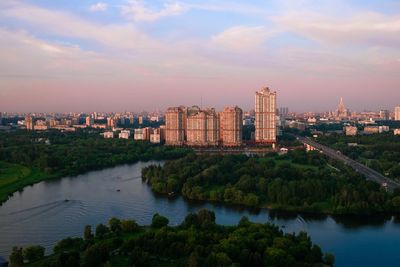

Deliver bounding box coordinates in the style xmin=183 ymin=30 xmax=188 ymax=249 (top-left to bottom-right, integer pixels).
xmin=0 ymin=161 xmax=50 ymax=204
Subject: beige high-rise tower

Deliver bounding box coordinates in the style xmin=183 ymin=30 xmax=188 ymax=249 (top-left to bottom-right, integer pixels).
xmin=186 ymin=107 xmax=219 ymax=146
xmin=165 ymin=107 xmax=186 ymax=145
xmin=395 ymin=106 xmax=400 ymax=121
xmin=255 ymin=87 xmax=277 ymax=144
xmin=220 ymin=106 xmax=243 ymax=146
xmin=25 ymin=116 xmax=33 ymax=131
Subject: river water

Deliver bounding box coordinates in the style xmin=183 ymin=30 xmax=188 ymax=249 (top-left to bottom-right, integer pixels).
xmin=0 ymin=161 xmax=400 ymax=267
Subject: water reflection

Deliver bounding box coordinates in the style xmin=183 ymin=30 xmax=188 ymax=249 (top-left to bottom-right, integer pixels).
xmin=0 ymin=162 xmax=400 ymax=267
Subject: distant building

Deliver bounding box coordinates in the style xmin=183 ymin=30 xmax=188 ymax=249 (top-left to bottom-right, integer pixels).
xmin=220 ymin=106 xmax=243 ymax=146
xmin=107 ymin=117 xmax=116 ymax=128
xmin=150 ymin=128 xmax=165 ymax=144
xmin=287 ymin=121 xmax=306 ymax=131
xmin=138 ymin=116 xmax=144 ymax=125
xmin=379 ymin=125 xmax=390 ymax=133
xmin=335 ymin=97 xmax=350 ymax=119
xmin=345 ymin=126 xmax=358 ymax=136
xmin=34 ymin=125 xmax=48 ymax=131
xmin=364 ymin=126 xmax=379 ymax=134
xmin=379 ymin=110 xmax=390 ymax=120
xmin=395 ymin=106 xmax=400 ymax=121
xmin=165 ymin=107 xmax=186 ymax=145
xmin=255 ymin=87 xmax=277 ymax=144
xmin=85 ymin=116 xmax=94 ymax=126
xmin=103 ymin=131 xmax=114 ymax=139
xmin=134 ymin=127 xmax=151 ymax=141
xmin=25 ymin=115 xmax=34 ymax=130
xmin=118 ymin=130 xmax=131 ymax=139
xmin=394 ymin=129 xmax=400 ymax=135
xmin=278 ymin=107 xmax=289 ymax=118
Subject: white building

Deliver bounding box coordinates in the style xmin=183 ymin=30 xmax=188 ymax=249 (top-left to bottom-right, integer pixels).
xmin=379 ymin=126 xmax=390 ymax=133
xmin=102 ymin=131 xmax=114 ymax=139
xmin=118 ymin=130 xmax=131 ymax=139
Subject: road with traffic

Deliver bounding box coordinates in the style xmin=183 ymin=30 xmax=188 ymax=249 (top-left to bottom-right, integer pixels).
xmin=295 ymin=135 xmax=400 ymax=191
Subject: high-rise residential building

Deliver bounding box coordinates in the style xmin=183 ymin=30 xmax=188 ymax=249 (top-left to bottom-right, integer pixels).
xmin=25 ymin=115 xmax=33 ymax=130
xmin=165 ymin=107 xmax=186 ymax=145
xmin=107 ymin=117 xmax=116 ymax=128
xmin=395 ymin=106 xmax=400 ymax=121
xmin=255 ymin=87 xmax=277 ymax=144
xmin=379 ymin=110 xmax=390 ymax=120
xmin=278 ymin=107 xmax=289 ymax=118
xmin=219 ymin=106 xmax=243 ymax=146
xmin=186 ymin=107 xmax=219 ymax=146
xmin=85 ymin=116 xmax=94 ymax=126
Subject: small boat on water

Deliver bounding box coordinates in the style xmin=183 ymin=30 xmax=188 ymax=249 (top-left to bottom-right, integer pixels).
xmin=116 ymin=189 xmax=121 ymax=192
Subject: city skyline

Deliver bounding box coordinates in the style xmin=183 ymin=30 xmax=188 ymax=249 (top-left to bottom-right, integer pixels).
xmin=1 ymin=0 xmax=400 ymax=112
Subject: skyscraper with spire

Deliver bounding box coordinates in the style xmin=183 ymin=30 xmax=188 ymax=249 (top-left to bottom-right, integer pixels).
xmin=335 ymin=97 xmax=350 ymax=119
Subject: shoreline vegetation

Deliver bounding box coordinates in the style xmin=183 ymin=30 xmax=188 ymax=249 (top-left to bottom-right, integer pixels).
xmin=0 ymin=130 xmax=190 ymax=204
xmin=142 ymin=151 xmax=400 ymax=215
xmin=14 ymin=209 xmax=334 ymax=267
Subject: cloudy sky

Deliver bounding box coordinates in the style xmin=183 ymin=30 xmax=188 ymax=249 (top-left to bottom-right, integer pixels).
xmin=0 ymin=0 xmax=399 ymax=112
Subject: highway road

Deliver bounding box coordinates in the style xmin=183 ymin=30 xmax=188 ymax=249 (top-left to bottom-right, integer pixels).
xmin=296 ymin=135 xmax=400 ymax=191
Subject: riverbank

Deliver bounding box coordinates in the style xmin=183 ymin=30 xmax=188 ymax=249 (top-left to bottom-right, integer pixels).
xmin=0 ymin=130 xmax=191 ymax=205
xmin=2 ymin=161 xmax=400 ymax=267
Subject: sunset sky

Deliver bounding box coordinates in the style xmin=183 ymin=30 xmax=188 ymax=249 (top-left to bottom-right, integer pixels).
xmin=0 ymin=0 xmax=399 ymax=112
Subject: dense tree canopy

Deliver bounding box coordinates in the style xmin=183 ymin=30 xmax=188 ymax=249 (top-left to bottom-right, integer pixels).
xmin=143 ymin=151 xmax=400 ymax=215
xmin=318 ymin=133 xmax=400 ymax=181
xmin=21 ymin=210 xmax=332 ymax=267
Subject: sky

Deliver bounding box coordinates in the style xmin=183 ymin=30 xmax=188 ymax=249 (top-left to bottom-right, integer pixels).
xmin=0 ymin=0 xmax=399 ymax=113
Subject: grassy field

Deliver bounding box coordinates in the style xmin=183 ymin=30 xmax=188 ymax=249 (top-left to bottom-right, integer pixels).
xmin=0 ymin=161 xmax=50 ymax=204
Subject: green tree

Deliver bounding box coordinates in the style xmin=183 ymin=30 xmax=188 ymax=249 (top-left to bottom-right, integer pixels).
xmin=95 ymin=224 xmax=109 ymax=238
xmin=324 ymin=253 xmax=335 ymax=266
xmin=121 ymin=219 xmax=139 ymax=232
xmin=151 ymin=213 xmax=169 ymax=228
xmin=9 ymin=247 xmax=23 ymax=267
xmin=23 ymin=245 xmax=45 ymax=262
xmin=84 ymin=225 xmax=93 ymax=240
xmin=108 ymin=217 xmax=122 ymax=233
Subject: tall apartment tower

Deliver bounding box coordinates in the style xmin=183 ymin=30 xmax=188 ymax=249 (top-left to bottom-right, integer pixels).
xmin=395 ymin=106 xmax=400 ymax=121
xmin=220 ymin=106 xmax=243 ymax=146
xmin=25 ymin=115 xmax=34 ymax=131
xmin=165 ymin=107 xmax=186 ymax=145
xmin=85 ymin=116 xmax=94 ymax=126
xmin=186 ymin=107 xmax=219 ymax=146
xmin=379 ymin=110 xmax=390 ymax=120
xmin=255 ymin=87 xmax=277 ymax=144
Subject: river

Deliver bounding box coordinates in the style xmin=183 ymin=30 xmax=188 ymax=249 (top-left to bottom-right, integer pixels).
xmin=0 ymin=161 xmax=399 ymax=267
